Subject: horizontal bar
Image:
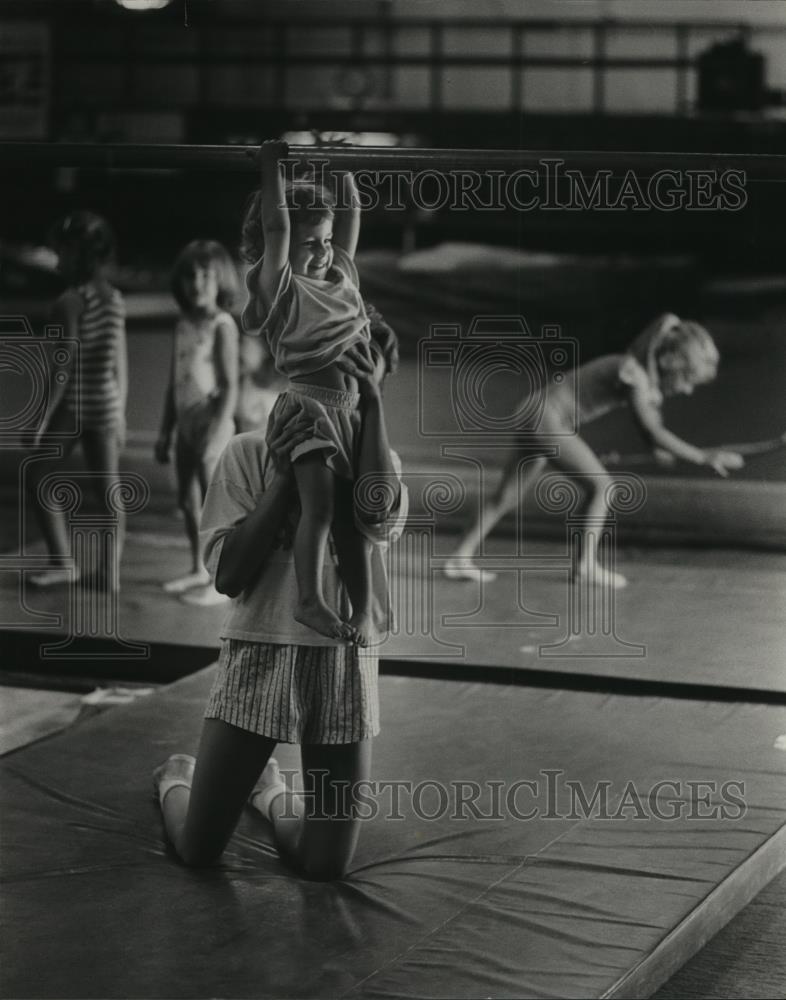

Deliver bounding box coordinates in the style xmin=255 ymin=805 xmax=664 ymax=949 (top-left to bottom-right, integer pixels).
xmin=2 ymin=143 xmax=785 ymax=180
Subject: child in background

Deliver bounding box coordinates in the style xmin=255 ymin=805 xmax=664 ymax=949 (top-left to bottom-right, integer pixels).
xmin=155 ymin=240 xmax=240 ymax=606
xmin=234 ymin=333 xmax=286 ymax=435
xmin=27 ymin=211 xmax=128 ymax=589
xmin=445 ymin=313 xmax=745 ymax=589
xmin=240 ymin=139 xmax=386 ymax=645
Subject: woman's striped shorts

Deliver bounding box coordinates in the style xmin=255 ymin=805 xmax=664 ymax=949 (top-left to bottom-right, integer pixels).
xmin=204 ymin=639 xmax=380 ymax=745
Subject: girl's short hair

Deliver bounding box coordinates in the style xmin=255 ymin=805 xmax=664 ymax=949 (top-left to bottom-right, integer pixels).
xmin=49 ymin=211 xmax=116 ymax=284
xmin=171 ymin=239 xmax=240 ymax=312
xmin=240 ymin=181 xmax=335 ymax=263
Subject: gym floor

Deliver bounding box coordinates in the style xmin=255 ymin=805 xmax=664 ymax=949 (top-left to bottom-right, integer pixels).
xmin=1 ymin=272 xmax=785 ymax=998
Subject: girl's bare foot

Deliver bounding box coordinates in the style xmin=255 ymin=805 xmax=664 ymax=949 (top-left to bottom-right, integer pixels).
xmin=295 ymin=597 xmax=353 ymax=641
xmin=443 ymin=557 xmax=497 ymax=583
xmin=163 ymin=569 xmax=211 ymax=594
xmin=573 ymin=565 xmax=628 ymax=590
xmin=348 ymin=610 xmax=375 ymax=647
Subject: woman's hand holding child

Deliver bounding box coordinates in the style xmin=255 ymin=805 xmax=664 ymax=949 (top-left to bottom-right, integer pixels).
xmin=335 ymin=342 xmax=384 ymax=402
xmin=266 ymin=412 xmax=327 ymax=473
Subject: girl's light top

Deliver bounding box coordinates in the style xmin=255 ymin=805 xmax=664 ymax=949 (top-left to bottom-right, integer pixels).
xmin=199 ymin=431 xmax=409 ymax=647
xmin=242 ymin=245 xmax=370 ymax=378
xmin=174 ymin=310 xmax=239 ymax=416
xmin=63 ymin=283 xmax=126 ymax=429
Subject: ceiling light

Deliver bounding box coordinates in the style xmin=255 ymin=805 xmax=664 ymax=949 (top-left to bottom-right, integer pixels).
xmin=114 ymin=0 xmax=172 ymax=10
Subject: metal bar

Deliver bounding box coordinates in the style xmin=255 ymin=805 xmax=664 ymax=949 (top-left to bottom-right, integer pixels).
xmin=2 ymin=142 xmax=785 ymax=179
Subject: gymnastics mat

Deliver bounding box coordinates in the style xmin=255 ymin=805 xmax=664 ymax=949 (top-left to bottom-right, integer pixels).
xmin=2 ymin=668 xmax=785 ymax=999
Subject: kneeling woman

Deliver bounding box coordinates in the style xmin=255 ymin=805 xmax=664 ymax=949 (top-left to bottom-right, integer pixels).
xmin=153 ymin=334 xmax=406 ymax=880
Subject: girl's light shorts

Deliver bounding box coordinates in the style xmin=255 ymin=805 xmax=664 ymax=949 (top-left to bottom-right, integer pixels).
xmin=266 ymin=382 xmax=361 ymax=481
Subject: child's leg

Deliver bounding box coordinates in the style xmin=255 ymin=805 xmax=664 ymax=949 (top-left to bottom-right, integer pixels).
xmin=80 ymin=426 xmax=124 ymax=586
xmin=446 ymin=450 xmax=548 ymax=582
xmin=251 ymin=739 xmax=373 ymax=881
xmin=164 ymin=435 xmax=211 ymax=593
xmin=178 ymin=448 xmax=234 ymax=606
xmin=26 ymin=407 xmax=78 ymax=585
xmin=154 ymin=718 xmax=277 ymax=867
xmin=549 ymin=434 xmax=627 ymax=589
xmin=331 ymin=478 xmax=374 ymax=645
xmin=292 ymin=453 xmax=351 ymax=640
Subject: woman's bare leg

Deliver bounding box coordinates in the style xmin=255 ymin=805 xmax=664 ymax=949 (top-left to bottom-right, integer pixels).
xmin=252 ymin=740 xmax=373 ymax=881
xmin=156 ymin=725 xmax=373 ymax=879
xmin=155 ymin=719 xmax=277 ymax=867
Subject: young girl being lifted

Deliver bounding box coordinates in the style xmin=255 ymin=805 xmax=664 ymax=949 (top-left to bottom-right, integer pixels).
xmin=242 ymin=140 xmax=386 ymax=645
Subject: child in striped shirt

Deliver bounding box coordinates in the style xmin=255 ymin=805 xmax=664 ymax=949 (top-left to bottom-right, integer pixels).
xmin=28 ymin=211 xmax=128 ymax=589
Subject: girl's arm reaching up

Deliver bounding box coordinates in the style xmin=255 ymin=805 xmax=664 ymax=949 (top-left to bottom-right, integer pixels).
xmin=255 ymin=140 xmax=291 ymax=310
xmin=628 ymin=383 xmax=743 ymax=477
xmin=332 ymin=171 xmax=361 ymax=259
